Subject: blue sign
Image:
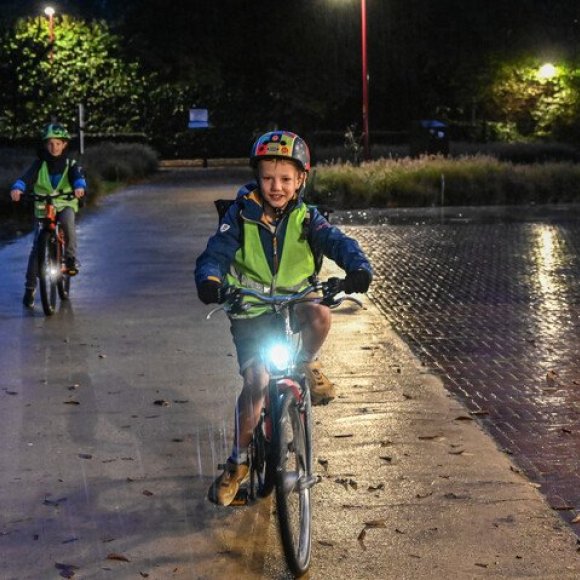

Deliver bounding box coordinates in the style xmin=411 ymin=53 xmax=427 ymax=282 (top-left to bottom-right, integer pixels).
xmin=189 ymin=108 xmax=209 ymax=129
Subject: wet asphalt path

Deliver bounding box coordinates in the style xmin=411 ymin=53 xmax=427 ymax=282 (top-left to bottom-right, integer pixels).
xmin=343 ymin=205 xmax=580 ymax=531
xmin=0 ymin=167 xmax=290 ymax=578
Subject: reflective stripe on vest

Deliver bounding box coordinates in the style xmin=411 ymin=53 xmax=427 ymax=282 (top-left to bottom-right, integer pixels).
xmin=33 ymin=160 xmax=78 ymax=218
xmin=226 ymin=204 xmax=315 ymax=318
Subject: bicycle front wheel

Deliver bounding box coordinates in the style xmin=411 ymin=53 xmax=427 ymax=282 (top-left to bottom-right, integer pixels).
xmin=274 ymin=388 xmax=313 ymax=577
xmin=38 ymin=230 xmax=58 ymax=315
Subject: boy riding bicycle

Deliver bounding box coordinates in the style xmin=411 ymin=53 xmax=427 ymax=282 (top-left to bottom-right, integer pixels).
xmin=195 ymin=130 xmax=372 ymax=505
xmin=10 ymin=123 xmax=86 ymax=309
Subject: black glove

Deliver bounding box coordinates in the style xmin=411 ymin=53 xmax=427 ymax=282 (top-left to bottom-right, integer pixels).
xmin=344 ymin=269 xmax=372 ymax=294
xmin=198 ymin=280 xmax=223 ymax=305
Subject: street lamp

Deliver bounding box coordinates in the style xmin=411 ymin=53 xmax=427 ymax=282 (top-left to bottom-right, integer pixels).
xmin=44 ymin=6 xmax=55 ymax=62
xmin=538 ymin=63 xmax=556 ymax=81
xmin=360 ymin=0 xmax=370 ymax=160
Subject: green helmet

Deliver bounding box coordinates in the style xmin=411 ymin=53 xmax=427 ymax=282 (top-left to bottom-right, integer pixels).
xmin=42 ymin=123 xmax=71 ymax=141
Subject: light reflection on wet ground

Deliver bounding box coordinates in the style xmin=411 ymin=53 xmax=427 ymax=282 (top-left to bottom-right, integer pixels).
xmin=341 ymin=204 xmax=580 ymax=532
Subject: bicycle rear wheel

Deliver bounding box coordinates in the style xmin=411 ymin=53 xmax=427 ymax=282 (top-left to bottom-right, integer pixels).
xmin=274 ymin=388 xmax=313 ymax=577
xmin=38 ymin=230 xmax=58 ymax=315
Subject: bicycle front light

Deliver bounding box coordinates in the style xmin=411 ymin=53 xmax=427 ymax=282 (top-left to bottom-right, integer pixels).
xmin=267 ymin=342 xmax=292 ymax=372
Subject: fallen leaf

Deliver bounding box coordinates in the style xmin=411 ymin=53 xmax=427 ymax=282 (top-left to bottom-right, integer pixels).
xmin=416 ymin=491 xmax=433 ymax=499
xmin=333 ymin=433 xmax=354 ymax=438
xmin=379 ymin=455 xmax=392 ymax=463
xmin=368 ymin=483 xmax=385 ymax=491
xmin=449 ymin=449 xmax=465 ymax=455
xmin=142 ymin=489 xmax=154 ymax=497
xmin=546 ymin=370 xmax=559 ymax=386
xmin=318 ymin=539 xmax=334 ymax=547
xmin=364 ymin=519 xmax=387 ymax=528
xmin=106 ymin=553 xmax=130 ymax=562
xmin=55 ymin=562 xmax=79 ymax=578
xmin=418 ymin=435 xmax=440 ymax=440
xmin=357 ymin=528 xmax=367 ymax=541
xmin=63 ymin=400 xmax=80 ymax=405
xmin=454 ymin=415 xmax=473 ymax=421
xmin=348 ymin=479 xmax=358 ymax=490
xmin=571 ymin=514 xmax=580 ymax=524
xmin=78 ymin=453 xmax=93 ymax=460
xmin=469 ymin=409 xmax=489 ymax=416
xmin=173 ymin=399 xmax=189 ymax=404
xmin=43 ymin=497 xmax=67 ymax=507
xmin=153 ymin=400 xmax=169 ymax=407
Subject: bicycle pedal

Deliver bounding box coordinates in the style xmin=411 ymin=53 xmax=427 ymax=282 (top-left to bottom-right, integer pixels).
xmin=230 ymin=488 xmax=249 ymax=506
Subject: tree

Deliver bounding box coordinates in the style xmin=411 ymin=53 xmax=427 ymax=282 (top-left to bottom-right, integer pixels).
xmin=0 ymin=15 xmax=148 ymax=140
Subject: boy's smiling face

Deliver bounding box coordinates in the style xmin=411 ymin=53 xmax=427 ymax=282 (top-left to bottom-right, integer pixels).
xmin=258 ymin=158 xmax=305 ymax=214
xmin=45 ymin=138 xmax=68 ymax=157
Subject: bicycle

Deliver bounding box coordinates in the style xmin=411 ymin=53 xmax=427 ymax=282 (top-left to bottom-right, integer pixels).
xmin=207 ymin=278 xmax=362 ymax=577
xmin=27 ymin=192 xmax=74 ymax=315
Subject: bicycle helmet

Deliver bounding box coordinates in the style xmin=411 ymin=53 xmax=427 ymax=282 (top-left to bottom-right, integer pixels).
xmin=250 ymin=130 xmax=311 ymax=172
xmin=42 ymin=123 xmax=71 ymax=141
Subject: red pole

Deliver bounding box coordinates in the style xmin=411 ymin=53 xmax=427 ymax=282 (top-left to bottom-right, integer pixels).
xmin=361 ymin=0 xmax=370 ymax=160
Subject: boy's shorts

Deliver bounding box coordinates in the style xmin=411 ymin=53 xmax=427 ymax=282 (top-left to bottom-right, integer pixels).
xmin=229 ymin=313 xmax=294 ymax=374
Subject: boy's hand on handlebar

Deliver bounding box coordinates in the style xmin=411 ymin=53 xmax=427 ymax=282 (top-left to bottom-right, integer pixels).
xmin=344 ymin=269 xmax=372 ymax=294
xmin=74 ymin=188 xmax=85 ymax=199
xmin=198 ymin=280 xmax=224 ymax=305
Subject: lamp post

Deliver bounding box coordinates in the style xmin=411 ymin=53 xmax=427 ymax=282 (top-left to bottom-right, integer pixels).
xmin=360 ymin=0 xmax=370 ymax=160
xmin=44 ymin=6 xmax=55 ymax=62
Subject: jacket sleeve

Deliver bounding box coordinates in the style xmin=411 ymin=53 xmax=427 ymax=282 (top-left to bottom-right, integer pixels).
xmin=308 ymin=208 xmax=373 ymax=276
xmin=194 ymin=202 xmax=243 ymax=289
xmin=10 ymin=160 xmax=41 ymax=193
xmin=69 ymin=161 xmax=87 ymax=190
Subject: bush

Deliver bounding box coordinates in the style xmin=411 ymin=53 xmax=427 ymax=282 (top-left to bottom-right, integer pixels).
xmin=81 ymin=142 xmax=159 ymax=196
xmin=311 ymin=155 xmax=580 ymax=208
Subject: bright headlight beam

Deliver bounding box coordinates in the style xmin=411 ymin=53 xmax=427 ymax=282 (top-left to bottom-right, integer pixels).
xmin=268 ymin=343 xmax=291 ymax=371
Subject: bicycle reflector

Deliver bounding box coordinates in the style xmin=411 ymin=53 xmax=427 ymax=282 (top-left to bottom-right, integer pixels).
xmin=266 ymin=342 xmax=292 ymax=372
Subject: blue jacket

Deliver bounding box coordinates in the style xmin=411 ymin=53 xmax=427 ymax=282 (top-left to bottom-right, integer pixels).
xmin=195 ymin=183 xmax=373 ymax=289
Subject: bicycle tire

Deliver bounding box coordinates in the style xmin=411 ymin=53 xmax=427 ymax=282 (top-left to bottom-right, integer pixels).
xmin=38 ymin=230 xmax=57 ymax=315
xmin=250 ymin=416 xmax=275 ymax=498
xmin=274 ymin=387 xmax=313 ymax=577
xmin=56 ymin=231 xmax=70 ymax=300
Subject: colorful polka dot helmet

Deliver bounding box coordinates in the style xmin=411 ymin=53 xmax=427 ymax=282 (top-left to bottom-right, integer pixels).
xmin=250 ymin=130 xmax=311 ymax=172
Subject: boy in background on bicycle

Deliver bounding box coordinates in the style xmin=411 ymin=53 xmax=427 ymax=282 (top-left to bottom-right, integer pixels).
xmin=10 ymin=123 xmax=86 ymax=309
xmin=195 ymin=130 xmax=372 ymax=505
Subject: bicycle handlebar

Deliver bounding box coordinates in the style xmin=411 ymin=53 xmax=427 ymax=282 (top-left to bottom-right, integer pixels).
xmin=206 ymin=278 xmax=363 ymax=320
xmin=23 ymin=191 xmax=77 ymax=202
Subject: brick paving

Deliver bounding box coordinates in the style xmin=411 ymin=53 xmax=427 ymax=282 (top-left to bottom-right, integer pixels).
xmin=342 ymin=206 xmax=580 ymax=533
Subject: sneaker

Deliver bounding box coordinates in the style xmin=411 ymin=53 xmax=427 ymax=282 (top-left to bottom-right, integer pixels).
xmin=207 ymin=459 xmax=249 ymax=506
xmin=303 ymin=360 xmax=336 ymax=405
xmin=65 ymin=257 xmax=80 ymax=276
xmin=22 ymin=288 xmax=35 ymax=309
